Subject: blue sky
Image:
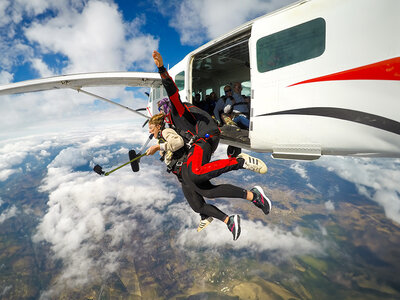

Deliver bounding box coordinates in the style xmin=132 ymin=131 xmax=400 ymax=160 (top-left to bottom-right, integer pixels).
xmin=0 ymin=0 xmax=295 ymax=138
xmin=0 ymin=0 xmax=295 ymax=81
xmin=1 ymin=2 xmax=400 ymax=295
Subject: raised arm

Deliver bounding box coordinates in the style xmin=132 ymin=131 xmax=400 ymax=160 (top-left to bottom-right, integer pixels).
xmin=152 ymin=50 xmax=186 ymax=117
xmin=152 ymin=50 xmax=163 ymax=68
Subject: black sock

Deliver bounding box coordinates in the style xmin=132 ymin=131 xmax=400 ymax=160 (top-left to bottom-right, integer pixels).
xmin=237 ymin=157 xmax=245 ymax=168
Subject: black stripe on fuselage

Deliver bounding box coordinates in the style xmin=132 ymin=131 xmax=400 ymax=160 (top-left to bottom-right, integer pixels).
xmin=257 ymin=107 xmax=400 ymax=136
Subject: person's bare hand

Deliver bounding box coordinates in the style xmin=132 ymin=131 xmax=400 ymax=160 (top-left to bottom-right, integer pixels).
xmin=146 ymin=144 xmax=160 ymax=156
xmin=152 ymin=50 xmax=163 ymax=68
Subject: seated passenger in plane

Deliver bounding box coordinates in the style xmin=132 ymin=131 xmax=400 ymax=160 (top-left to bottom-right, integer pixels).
xmin=193 ymin=93 xmax=209 ymax=112
xmin=224 ymin=82 xmax=250 ymax=129
xmin=205 ymin=91 xmax=218 ymax=115
xmin=213 ymin=85 xmax=236 ymax=126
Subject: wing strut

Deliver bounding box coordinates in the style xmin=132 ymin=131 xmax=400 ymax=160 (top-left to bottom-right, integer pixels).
xmin=75 ymin=88 xmax=150 ymax=119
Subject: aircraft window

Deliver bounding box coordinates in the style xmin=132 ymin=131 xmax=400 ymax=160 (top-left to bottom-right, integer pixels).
xmin=241 ymin=81 xmax=251 ymax=97
xmin=256 ymin=18 xmax=326 ymax=72
xmin=219 ymin=86 xmax=224 ymax=97
xmin=155 ymin=87 xmax=160 ymax=99
xmin=192 ymin=91 xmax=202 ymax=101
xmin=175 ymin=71 xmax=185 ymax=91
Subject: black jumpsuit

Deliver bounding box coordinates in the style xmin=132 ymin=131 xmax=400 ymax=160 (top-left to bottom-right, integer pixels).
xmin=158 ymin=66 xmax=247 ymax=221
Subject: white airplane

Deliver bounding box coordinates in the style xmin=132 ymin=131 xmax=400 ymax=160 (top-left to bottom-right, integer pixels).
xmin=1 ymin=0 xmax=399 ymax=160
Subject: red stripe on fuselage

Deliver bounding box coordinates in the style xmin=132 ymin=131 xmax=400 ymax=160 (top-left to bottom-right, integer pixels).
xmin=146 ymin=106 xmax=152 ymax=117
xmin=289 ymin=57 xmax=400 ymax=87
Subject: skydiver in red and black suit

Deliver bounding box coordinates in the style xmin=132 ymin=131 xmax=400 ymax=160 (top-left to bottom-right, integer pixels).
xmin=152 ymin=50 xmax=272 ymax=241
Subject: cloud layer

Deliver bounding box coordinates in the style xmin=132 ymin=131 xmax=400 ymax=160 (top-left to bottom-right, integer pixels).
xmin=2 ymin=121 xmax=399 ymax=297
xmin=24 ymin=1 xmax=158 ymax=74
xmin=0 ymin=124 xmax=319 ymax=296
xmin=315 ymin=156 xmax=400 ymax=224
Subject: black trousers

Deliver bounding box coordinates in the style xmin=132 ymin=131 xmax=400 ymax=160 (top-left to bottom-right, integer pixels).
xmin=180 ymin=137 xmax=247 ymax=222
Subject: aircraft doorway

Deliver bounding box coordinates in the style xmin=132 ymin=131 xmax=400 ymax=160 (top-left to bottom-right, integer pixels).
xmin=190 ymin=29 xmax=252 ymax=148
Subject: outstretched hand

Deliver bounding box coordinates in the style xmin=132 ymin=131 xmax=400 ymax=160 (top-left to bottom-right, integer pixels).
xmin=146 ymin=144 xmax=160 ymax=156
xmin=152 ymin=50 xmax=163 ymax=68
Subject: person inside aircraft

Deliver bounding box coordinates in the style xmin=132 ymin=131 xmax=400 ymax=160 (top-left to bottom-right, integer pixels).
xmin=213 ymin=85 xmax=236 ymax=127
xmin=224 ymin=82 xmax=250 ymax=129
xmin=193 ymin=93 xmax=210 ymax=112
xmin=205 ymin=91 xmax=218 ymax=115
xmin=152 ymin=50 xmax=272 ymax=241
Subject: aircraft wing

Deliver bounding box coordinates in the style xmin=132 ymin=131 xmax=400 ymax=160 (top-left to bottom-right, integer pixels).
xmin=0 ymin=71 xmax=162 ymax=95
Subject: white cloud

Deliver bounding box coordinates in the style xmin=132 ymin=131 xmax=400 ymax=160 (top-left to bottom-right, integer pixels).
xmin=166 ymin=199 xmax=321 ymax=257
xmin=0 ymin=141 xmax=30 ymax=180
xmin=35 ymin=163 xmax=175 ymax=292
xmin=0 ymin=87 xmax=149 ymax=140
xmin=17 ymin=125 xmax=169 ymax=295
xmin=291 ymin=162 xmax=317 ymax=191
xmin=29 ymin=58 xmax=55 ymax=77
xmin=39 ymin=149 xmax=50 ymax=157
xmin=1 ymin=124 xmax=321 ymax=296
xmin=48 ymin=147 xmax=89 ymax=169
xmin=24 ymin=0 xmax=159 ymax=73
xmin=155 ymin=0 xmax=296 ymax=45
xmin=325 ymin=200 xmax=335 ymax=211
xmin=0 ymin=0 xmax=12 ymax=27
xmin=291 ymin=162 xmax=308 ymax=180
xmin=373 ymin=190 xmax=400 ymax=224
xmin=0 ymin=0 xmax=157 ymax=139
xmin=0 ymin=70 xmax=13 ymax=84
xmin=2 ymin=0 xmax=85 ymax=27
xmin=0 ymin=205 xmax=18 ymax=224
xmin=176 ymin=210 xmax=321 ymax=256
xmin=315 ymin=157 xmax=400 ymax=224
xmin=14 ymin=0 xmax=50 ymax=16
xmin=0 ymin=169 xmax=19 ymax=181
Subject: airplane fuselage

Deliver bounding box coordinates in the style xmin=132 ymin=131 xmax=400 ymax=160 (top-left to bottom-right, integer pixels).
xmin=148 ymin=0 xmax=400 ymax=160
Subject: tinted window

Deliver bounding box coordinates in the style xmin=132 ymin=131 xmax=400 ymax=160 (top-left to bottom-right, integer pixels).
xmin=241 ymin=81 xmax=251 ymax=97
xmin=155 ymin=87 xmax=160 ymax=99
xmin=175 ymin=71 xmax=185 ymax=90
xmin=256 ymin=18 xmax=326 ymax=72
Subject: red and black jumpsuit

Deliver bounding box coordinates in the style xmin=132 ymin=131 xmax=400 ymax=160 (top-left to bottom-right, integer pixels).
xmin=158 ymin=66 xmax=247 ymax=222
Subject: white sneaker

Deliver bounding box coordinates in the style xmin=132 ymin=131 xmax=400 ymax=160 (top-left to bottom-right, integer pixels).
xmin=237 ymin=153 xmax=267 ymax=174
xmin=197 ymin=217 xmax=213 ymax=232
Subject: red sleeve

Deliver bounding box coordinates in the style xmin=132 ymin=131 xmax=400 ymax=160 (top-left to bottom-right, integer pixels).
xmin=158 ymin=66 xmax=185 ymax=117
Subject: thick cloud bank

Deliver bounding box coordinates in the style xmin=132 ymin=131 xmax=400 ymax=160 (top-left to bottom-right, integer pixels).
xmin=0 ymin=125 xmax=319 ymax=297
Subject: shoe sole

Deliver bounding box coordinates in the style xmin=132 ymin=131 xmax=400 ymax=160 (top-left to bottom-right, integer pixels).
xmin=239 ymin=153 xmax=268 ymax=174
xmin=254 ymin=185 xmax=272 ymax=215
xmin=233 ymin=215 xmax=241 ymax=241
xmin=197 ymin=218 xmax=213 ymax=232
